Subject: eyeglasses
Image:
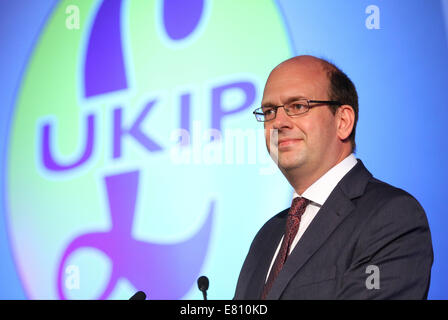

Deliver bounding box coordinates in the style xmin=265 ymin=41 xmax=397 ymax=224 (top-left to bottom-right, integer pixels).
xmin=253 ymin=99 xmax=342 ymax=122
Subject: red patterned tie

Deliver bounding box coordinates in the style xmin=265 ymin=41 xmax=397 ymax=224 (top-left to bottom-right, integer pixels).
xmin=261 ymin=197 xmax=310 ymax=300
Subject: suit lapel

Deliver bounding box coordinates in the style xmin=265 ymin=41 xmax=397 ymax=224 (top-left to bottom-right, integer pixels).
xmin=244 ymin=212 xmax=287 ymax=299
xmin=266 ymin=159 xmax=372 ymax=299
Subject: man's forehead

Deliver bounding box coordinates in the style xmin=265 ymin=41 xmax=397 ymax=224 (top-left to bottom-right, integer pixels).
xmin=275 ymin=55 xmax=328 ymax=69
xmin=269 ymin=57 xmax=328 ymax=81
xmin=262 ymin=61 xmax=329 ymax=103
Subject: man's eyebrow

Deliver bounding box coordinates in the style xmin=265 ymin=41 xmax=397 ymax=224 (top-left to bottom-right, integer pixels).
xmin=284 ymin=95 xmax=308 ymax=104
xmin=261 ymin=102 xmax=276 ymax=108
xmin=261 ymin=96 xmax=307 ymax=108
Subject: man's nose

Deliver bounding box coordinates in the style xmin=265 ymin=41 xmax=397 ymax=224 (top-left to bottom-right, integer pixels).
xmin=272 ymin=106 xmax=292 ymax=129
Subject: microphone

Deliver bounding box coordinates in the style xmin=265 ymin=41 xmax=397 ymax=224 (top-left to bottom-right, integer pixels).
xmin=129 ymin=291 xmax=146 ymax=300
xmin=197 ymin=276 xmax=209 ymax=301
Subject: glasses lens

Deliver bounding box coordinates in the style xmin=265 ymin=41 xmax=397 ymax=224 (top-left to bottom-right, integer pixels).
xmin=262 ymin=107 xmax=276 ymax=121
xmin=255 ymin=101 xmax=311 ymax=122
xmin=286 ymin=101 xmax=308 ymax=116
xmin=254 ymin=108 xmax=266 ymax=122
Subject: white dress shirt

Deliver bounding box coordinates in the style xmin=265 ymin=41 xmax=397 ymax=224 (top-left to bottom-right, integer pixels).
xmin=265 ymin=153 xmax=358 ymax=281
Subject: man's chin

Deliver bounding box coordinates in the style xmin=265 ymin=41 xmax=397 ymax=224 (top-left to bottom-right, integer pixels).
xmin=277 ymin=158 xmax=305 ymax=172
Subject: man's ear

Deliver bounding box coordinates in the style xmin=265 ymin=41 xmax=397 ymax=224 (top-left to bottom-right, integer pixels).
xmin=336 ymin=105 xmax=355 ymax=141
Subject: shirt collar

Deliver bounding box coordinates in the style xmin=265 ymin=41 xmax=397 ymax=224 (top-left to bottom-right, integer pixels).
xmin=293 ymin=153 xmax=358 ymax=206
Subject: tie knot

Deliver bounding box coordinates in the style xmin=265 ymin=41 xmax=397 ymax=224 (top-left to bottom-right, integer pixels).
xmin=289 ymin=197 xmax=309 ymax=217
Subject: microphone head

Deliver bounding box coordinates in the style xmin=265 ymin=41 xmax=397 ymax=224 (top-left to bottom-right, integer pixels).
xmin=197 ymin=275 xmax=209 ymax=292
xmin=129 ymin=291 xmax=146 ymax=300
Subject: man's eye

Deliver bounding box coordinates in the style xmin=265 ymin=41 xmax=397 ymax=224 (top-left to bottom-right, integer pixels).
xmin=291 ymin=103 xmax=305 ymax=110
xmin=263 ymin=108 xmax=275 ymax=116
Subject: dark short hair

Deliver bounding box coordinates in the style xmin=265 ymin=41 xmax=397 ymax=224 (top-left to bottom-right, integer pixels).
xmin=321 ymin=60 xmax=359 ymax=153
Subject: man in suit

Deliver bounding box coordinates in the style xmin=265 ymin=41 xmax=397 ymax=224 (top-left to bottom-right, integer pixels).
xmin=234 ymin=55 xmax=433 ymax=299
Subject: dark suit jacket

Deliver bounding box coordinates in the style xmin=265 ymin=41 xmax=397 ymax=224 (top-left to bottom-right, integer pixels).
xmin=234 ymin=159 xmax=433 ymax=299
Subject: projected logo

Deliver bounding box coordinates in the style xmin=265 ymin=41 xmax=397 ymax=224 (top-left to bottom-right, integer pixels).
xmin=6 ymin=0 xmax=291 ymax=299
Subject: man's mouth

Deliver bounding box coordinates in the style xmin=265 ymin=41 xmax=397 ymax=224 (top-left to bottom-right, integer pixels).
xmin=277 ymin=138 xmax=302 ymax=148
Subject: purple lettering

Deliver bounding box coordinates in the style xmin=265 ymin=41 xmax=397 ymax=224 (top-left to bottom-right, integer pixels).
xmin=113 ymin=100 xmax=163 ymax=159
xmin=41 ymin=114 xmax=95 ymax=171
xmin=211 ymin=81 xmax=256 ymax=131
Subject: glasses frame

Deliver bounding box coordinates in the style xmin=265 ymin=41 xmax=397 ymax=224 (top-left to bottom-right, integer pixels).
xmin=253 ymin=99 xmax=342 ymax=122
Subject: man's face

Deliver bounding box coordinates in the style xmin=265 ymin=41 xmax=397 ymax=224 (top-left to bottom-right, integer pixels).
xmin=262 ymin=58 xmax=340 ymax=174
